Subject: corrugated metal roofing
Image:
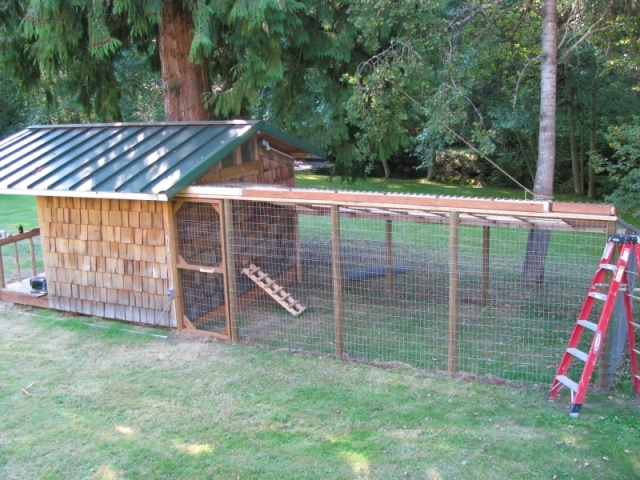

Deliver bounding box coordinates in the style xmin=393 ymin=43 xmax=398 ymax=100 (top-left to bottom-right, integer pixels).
xmin=0 ymin=120 xmax=325 ymax=200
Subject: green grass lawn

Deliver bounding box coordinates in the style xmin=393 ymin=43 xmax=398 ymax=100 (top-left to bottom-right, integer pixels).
xmin=0 ymin=180 xmax=639 ymax=478
xmin=1 ymin=306 xmax=639 ymax=479
xmin=0 ymin=194 xmax=38 ymax=231
xmin=0 ymin=194 xmax=43 ymax=284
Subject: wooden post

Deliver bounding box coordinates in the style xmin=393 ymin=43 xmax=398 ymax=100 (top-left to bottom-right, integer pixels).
xmin=295 ymin=212 xmax=303 ymax=283
xmin=0 ymin=246 xmax=4 ymax=288
xmin=597 ymin=220 xmax=618 ymax=389
xmin=29 ymin=237 xmax=37 ymax=277
xmin=14 ymin=241 xmax=21 ymax=282
xmin=163 ymin=202 xmax=185 ymax=330
xmin=448 ymin=211 xmax=460 ymax=375
xmin=482 ymin=226 xmax=490 ymax=306
xmin=331 ymin=205 xmax=344 ymax=359
xmin=223 ymin=199 xmax=240 ymax=342
xmin=386 ymin=220 xmax=393 ymax=293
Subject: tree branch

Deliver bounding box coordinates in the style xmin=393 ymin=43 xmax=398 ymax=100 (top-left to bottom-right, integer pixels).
xmin=558 ymin=1 xmax=614 ymax=63
xmin=513 ymin=54 xmax=540 ymax=107
xmin=447 ymin=0 xmax=508 ymax=27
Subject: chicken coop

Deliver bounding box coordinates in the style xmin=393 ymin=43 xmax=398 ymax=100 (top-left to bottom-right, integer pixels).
xmin=0 ymin=121 xmax=631 ymax=387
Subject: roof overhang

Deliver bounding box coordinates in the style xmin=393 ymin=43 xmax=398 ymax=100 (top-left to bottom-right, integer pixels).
xmin=0 ymin=188 xmax=168 ymax=202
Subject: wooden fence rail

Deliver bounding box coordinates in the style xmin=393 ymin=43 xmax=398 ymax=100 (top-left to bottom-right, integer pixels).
xmin=0 ymin=228 xmax=41 ymax=288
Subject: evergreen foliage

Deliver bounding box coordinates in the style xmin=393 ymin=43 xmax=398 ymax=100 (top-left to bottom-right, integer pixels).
xmin=0 ymin=0 xmax=638 ymax=207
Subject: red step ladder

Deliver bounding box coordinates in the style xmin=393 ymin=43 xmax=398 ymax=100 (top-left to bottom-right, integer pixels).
xmin=548 ymin=234 xmax=640 ymax=417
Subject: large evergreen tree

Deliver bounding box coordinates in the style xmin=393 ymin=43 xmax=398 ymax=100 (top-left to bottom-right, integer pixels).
xmin=0 ymin=0 xmax=351 ymax=122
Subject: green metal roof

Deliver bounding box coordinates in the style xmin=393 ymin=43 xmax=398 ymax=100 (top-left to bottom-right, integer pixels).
xmin=0 ymin=121 xmax=325 ymax=200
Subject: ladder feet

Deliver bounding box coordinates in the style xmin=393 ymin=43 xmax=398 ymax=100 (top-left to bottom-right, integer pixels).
xmin=569 ymin=403 xmax=582 ymax=418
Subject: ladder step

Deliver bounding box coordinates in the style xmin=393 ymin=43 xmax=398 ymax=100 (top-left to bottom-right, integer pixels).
xmin=556 ymin=375 xmax=579 ymax=393
xmin=567 ymin=347 xmax=588 ymax=362
xmin=589 ymin=292 xmax=609 ymax=301
xmin=631 ymin=321 xmax=640 ymax=329
xmin=599 ymin=263 xmax=617 ymax=272
xmin=577 ymin=320 xmax=598 ymax=331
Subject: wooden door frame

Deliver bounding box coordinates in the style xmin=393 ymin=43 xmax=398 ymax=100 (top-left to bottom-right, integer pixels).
xmin=168 ymin=198 xmax=233 ymax=340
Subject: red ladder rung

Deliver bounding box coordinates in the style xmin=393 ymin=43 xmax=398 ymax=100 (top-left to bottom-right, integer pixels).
xmin=577 ymin=320 xmax=597 ymax=331
xmin=567 ymin=347 xmax=588 ymax=362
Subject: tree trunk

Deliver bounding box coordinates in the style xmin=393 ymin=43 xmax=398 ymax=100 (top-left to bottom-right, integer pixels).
xmin=382 ymin=158 xmax=391 ymax=178
xmin=427 ymin=155 xmax=436 ymax=180
xmin=533 ymin=0 xmax=557 ymax=200
xmin=159 ymin=0 xmax=213 ymax=121
xmin=522 ymin=229 xmax=552 ymax=285
xmin=588 ymin=76 xmax=597 ymax=198
xmin=566 ymin=70 xmax=583 ymax=195
xmin=522 ymin=0 xmax=557 ymax=286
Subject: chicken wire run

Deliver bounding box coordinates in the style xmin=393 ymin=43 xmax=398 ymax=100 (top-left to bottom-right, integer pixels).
xmin=175 ymin=187 xmax=631 ymax=388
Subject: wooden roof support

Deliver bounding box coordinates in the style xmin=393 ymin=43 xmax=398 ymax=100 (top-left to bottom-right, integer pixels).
xmin=179 ymin=185 xmax=617 ymax=233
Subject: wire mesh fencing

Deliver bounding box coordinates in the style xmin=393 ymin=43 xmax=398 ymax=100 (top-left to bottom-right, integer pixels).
xmin=207 ymin=197 xmax=634 ymax=387
xmin=607 ymin=220 xmax=640 ymax=388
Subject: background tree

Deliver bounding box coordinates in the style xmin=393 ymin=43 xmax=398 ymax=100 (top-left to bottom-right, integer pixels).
xmin=1 ymin=0 xmax=640 ymax=225
xmin=0 ymin=0 xmax=352 ymax=124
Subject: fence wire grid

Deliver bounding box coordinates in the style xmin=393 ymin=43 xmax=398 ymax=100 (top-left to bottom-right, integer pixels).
xmin=173 ymin=198 xmax=639 ymax=388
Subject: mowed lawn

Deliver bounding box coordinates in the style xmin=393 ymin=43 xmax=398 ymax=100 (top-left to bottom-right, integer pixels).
xmin=1 ymin=305 xmax=639 ymax=479
xmin=1 ymin=181 xmax=639 ymax=478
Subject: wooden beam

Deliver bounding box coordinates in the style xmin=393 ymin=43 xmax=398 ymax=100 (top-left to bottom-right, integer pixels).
xmin=184 ymin=185 xmax=616 ymax=217
xmin=13 ymin=242 xmax=21 ymax=282
xmin=175 ymin=261 xmax=224 ymax=274
xmin=0 ymin=247 xmax=4 ymax=289
xmin=386 ymin=220 xmax=393 ymax=293
xmin=163 ymin=201 xmax=185 ymax=330
xmin=0 ymin=289 xmax=50 ymax=309
xmin=179 ymin=186 xmax=617 ymax=233
xmin=295 ymin=213 xmax=303 ymax=283
xmin=331 ymin=205 xmax=344 ymax=359
xmin=449 ymin=212 xmax=460 ymax=375
xmin=0 ymin=228 xmax=41 ymax=247
xmin=482 ymin=226 xmax=490 ymax=306
xmin=223 ymin=199 xmax=240 ymax=342
xmin=29 ymin=237 xmax=37 ymax=277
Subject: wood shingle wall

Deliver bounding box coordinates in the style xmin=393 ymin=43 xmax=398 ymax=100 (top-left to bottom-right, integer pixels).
xmin=37 ymin=196 xmax=173 ymax=326
xmin=194 ymin=140 xmax=295 ymax=186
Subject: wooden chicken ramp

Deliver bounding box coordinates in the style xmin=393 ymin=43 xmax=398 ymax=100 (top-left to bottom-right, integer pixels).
xmin=241 ymin=264 xmax=306 ymax=316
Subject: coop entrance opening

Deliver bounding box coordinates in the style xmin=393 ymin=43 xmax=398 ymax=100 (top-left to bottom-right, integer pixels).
xmin=175 ymin=200 xmax=230 ymax=339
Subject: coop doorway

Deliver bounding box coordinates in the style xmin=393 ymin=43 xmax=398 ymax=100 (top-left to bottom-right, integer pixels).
xmin=174 ymin=200 xmax=231 ymax=339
